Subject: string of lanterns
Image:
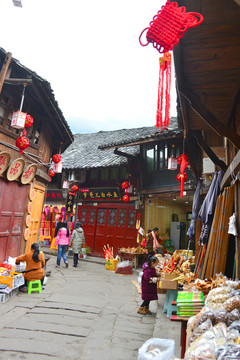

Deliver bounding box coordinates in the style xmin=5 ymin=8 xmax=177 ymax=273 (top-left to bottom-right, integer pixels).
xmin=121 ymin=181 xmax=130 ymax=203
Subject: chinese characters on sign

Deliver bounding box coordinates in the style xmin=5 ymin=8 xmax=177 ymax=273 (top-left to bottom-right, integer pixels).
xmin=65 ymin=191 xmax=75 ymax=213
xmin=79 ymin=187 xmax=121 ymax=201
xmin=0 ymin=151 xmax=11 ymax=175
xmin=21 ymin=164 xmax=37 ymax=184
xmin=46 ymin=190 xmax=63 ymax=202
xmin=6 ymin=158 xmax=25 ymax=181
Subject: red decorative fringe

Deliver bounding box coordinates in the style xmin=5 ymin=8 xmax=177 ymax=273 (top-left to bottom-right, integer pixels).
xmin=156 ymin=52 xmax=171 ymax=131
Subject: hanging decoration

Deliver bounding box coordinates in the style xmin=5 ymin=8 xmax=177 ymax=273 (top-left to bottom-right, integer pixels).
xmin=44 ymin=205 xmax=50 ymax=216
xmin=139 ymin=0 xmax=203 ymax=130
xmin=176 ymin=154 xmax=189 ymax=198
xmin=122 ymin=194 xmax=130 ymax=204
xmin=71 ymin=185 xmax=79 ymax=193
xmin=121 ymin=181 xmax=130 ymax=203
xmin=53 ymin=206 xmax=59 ymax=214
xmin=61 ymin=206 xmax=65 ymax=217
xmin=52 ymin=154 xmax=62 ymax=164
xmin=11 ymin=111 xmax=26 ymax=129
xmin=16 ymin=135 xmax=30 ymax=155
xmin=25 ymin=114 xmax=34 ymax=128
xmin=48 ymin=169 xmax=55 ymax=182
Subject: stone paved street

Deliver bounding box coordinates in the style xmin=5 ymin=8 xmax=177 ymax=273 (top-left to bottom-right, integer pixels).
xmin=0 ymin=254 xmax=181 ymax=360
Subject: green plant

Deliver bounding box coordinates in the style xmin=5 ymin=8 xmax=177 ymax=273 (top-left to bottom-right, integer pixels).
xmin=85 ymin=246 xmax=90 ymax=255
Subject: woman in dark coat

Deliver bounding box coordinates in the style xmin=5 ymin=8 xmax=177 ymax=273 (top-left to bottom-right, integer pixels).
xmin=137 ymin=256 xmax=159 ymax=315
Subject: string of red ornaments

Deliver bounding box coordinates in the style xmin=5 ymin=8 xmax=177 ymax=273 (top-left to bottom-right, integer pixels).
xmin=16 ymin=114 xmax=34 ymax=154
xmin=139 ymin=0 xmax=203 ymax=131
xmin=122 ymin=181 xmax=130 ymax=203
xmin=176 ymin=154 xmax=188 ymax=198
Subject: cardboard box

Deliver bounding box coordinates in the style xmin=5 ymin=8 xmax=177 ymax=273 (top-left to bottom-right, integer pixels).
xmin=160 ymin=279 xmax=178 ymax=290
xmin=162 ymin=272 xmax=178 ymax=281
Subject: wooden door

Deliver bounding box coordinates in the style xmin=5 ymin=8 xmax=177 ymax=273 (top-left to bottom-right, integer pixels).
xmin=0 ymin=179 xmax=29 ymax=262
xmin=26 ymin=183 xmax=45 ymax=252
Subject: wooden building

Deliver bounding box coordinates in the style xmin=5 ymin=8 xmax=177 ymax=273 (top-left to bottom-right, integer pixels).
xmin=0 ymin=48 xmax=73 ymax=262
xmin=99 ymin=118 xmax=196 ymax=249
xmin=173 ymin=0 xmax=240 ymax=277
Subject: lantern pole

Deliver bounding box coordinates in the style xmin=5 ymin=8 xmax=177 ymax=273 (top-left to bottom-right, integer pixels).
xmin=19 ymin=83 xmax=27 ymax=111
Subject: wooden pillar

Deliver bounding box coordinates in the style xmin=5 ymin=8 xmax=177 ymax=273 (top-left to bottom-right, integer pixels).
xmin=0 ymin=52 xmax=12 ymax=95
xmin=235 ymin=181 xmax=240 ymax=279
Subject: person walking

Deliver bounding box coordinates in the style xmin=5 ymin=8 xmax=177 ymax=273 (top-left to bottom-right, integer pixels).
xmin=137 ymin=255 xmax=160 ymax=315
xmin=54 ymin=222 xmax=71 ymax=268
xmin=70 ymin=222 xmax=85 ymax=267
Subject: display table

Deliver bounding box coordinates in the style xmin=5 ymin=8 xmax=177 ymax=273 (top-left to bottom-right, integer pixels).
xmin=170 ymin=315 xmax=188 ymax=358
xmin=119 ymin=252 xmax=146 ymax=270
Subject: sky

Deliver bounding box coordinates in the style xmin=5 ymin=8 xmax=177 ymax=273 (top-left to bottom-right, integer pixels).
xmin=0 ymin=0 xmax=177 ymax=134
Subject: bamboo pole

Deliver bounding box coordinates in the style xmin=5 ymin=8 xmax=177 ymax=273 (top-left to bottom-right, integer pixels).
xmin=201 ymin=195 xmax=221 ymax=279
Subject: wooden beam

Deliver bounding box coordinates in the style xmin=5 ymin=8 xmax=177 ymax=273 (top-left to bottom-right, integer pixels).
xmin=191 ymin=131 xmax=228 ymax=172
xmin=221 ymin=149 xmax=240 ymax=190
xmin=4 ymin=78 xmax=32 ymax=84
xmin=179 ymin=85 xmax=240 ymax=148
xmin=234 ymin=0 xmax=240 ymax=6
xmin=114 ymin=148 xmax=135 ymax=160
xmin=0 ymin=52 xmax=12 ymax=95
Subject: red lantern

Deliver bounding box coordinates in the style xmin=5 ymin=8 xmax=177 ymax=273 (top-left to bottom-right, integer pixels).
xmin=122 ymin=194 xmax=130 ymax=203
xmin=122 ymin=181 xmax=130 ymax=190
xmin=52 ymin=154 xmax=62 ymax=164
xmin=16 ymin=136 xmax=30 ymax=155
xmin=71 ymin=185 xmax=79 ymax=193
xmin=25 ymin=114 xmax=33 ymax=128
xmin=48 ymin=169 xmax=55 ymax=182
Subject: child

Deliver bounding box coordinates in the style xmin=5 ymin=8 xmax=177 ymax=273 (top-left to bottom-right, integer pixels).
xmin=137 ymin=255 xmax=160 ymax=315
xmin=70 ymin=222 xmax=85 ymax=267
xmin=54 ymin=222 xmax=71 ymax=268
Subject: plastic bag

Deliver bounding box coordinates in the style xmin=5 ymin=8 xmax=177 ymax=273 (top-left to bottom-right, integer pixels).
xmin=213 ymin=308 xmax=227 ymax=325
xmin=228 ymin=320 xmax=240 ymax=332
xmin=184 ymin=338 xmax=218 ymax=360
xmin=190 ymin=318 xmax=213 ymax=344
xmin=137 ymin=338 xmax=175 ymax=360
xmin=217 ymin=344 xmax=240 ymax=359
xmin=226 ymin=309 xmax=240 ymax=326
xmin=196 ymin=308 xmax=215 ymax=328
xmin=115 ymin=261 xmax=132 ymax=275
xmin=205 ymin=287 xmax=232 ymax=310
xmin=223 ymin=295 xmax=240 ymax=312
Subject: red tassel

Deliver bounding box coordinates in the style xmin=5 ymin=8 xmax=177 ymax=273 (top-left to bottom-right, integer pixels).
xmin=22 ymin=128 xmax=27 ymax=136
xmin=164 ymin=52 xmax=171 ymax=129
xmin=156 ymin=56 xmax=165 ymax=129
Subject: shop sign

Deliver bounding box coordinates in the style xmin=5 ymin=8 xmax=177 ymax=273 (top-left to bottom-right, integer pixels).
xmin=6 ymin=158 xmax=25 ymax=181
xmin=21 ymin=164 xmax=37 ymax=184
xmin=65 ymin=191 xmax=75 ymax=213
xmin=0 ymin=151 xmax=11 ymax=175
xmin=79 ymin=187 xmax=121 ymax=201
xmin=46 ymin=189 xmax=63 ymax=202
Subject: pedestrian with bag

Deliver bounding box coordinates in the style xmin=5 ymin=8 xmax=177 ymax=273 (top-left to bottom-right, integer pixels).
xmin=70 ymin=222 xmax=85 ymax=267
xmin=54 ymin=222 xmax=71 ymax=268
xmin=137 ymin=255 xmax=160 ymax=315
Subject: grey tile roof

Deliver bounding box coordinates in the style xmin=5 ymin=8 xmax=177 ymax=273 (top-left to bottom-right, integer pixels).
xmin=62 ymin=119 xmax=182 ymax=170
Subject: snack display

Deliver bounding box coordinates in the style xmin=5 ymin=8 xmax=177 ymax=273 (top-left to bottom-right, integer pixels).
xmin=119 ymin=246 xmax=146 ymax=254
xmin=223 ymin=295 xmax=240 ymax=313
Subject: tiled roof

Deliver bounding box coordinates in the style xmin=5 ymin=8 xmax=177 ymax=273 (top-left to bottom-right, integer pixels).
xmin=62 ymin=119 xmax=182 ymax=170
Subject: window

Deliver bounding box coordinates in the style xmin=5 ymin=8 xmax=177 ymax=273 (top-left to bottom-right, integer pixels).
xmin=144 ymin=142 xmax=181 ymax=171
xmin=110 ymin=167 xmax=118 ymax=180
xmin=90 ymin=169 xmax=98 ymax=180
xmin=100 ymin=168 xmax=108 ymax=180
xmin=120 ymin=166 xmax=128 ymax=179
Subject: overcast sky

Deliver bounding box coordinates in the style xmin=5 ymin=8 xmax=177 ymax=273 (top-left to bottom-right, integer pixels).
xmin=0 ymin=0 xmax=177 ymax=134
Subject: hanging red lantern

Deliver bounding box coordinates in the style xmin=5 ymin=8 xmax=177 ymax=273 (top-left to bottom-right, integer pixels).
xmin=139 ymin=0 xmax=203 ymax=130
xmin=122 ymin=181 xmax=130 ymax=190
xmin=71 ymin=185 xmax=79 ymax=193
xmin=122 ymin=194 xmax=130 ymax=203
xmin=48 ymin=169 xmax=55 ymax=182
xmin=16 ymin=136 xmax=30 ymax=155
xmin=52 ymin=154 xmax=62 ymax=164
xmin=25 ymin=114 xmax=34 ymax=128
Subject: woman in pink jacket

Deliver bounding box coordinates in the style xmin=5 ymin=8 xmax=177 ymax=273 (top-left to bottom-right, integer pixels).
xmin=54 ymin=222 xmax=71 ymax=268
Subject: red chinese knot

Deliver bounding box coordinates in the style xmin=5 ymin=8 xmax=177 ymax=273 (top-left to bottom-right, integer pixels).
xmin=48 ymin=169 xmax=55 ymax=182
xmin=52 ymin=154 xmax=62 ymax=164
xmin=16 ymin=136 xmax=30 ymax=155
xmin=176 ymin=154 xmax=189 ymax=198
xmin=139 ymin=0 xmax=203 ymax=131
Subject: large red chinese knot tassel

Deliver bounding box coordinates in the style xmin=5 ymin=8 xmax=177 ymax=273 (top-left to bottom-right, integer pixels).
xmin=139 ymin=0 xmax=203 ymax=131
